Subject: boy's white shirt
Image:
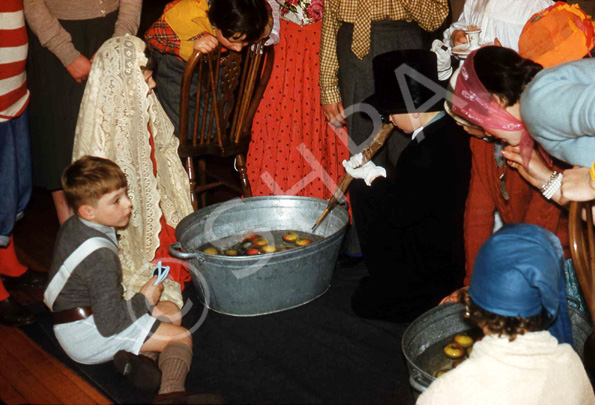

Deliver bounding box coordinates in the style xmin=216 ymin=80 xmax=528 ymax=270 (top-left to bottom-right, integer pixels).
xmin=417 ymin=331 xmax=595 ymax=405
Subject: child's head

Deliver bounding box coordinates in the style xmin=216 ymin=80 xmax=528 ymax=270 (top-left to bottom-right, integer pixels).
xmin=62 ymin=156 xmax=132 ymax=228
xmin=467 ymin=224 xmax=573 ymax=345
xmin=461 ymin=289 xmax=546 ymax=341
xmin=364 ymin=50 xmax=445 ymax=133
xmin=209 ymin=0 xmax=269 ymax=51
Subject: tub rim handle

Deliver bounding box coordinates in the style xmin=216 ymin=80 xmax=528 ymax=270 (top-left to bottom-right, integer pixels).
xmin=409 ymin=369 xmax=429 ymax=393
xmin=169 ymin=242 xmax=198 ymax=260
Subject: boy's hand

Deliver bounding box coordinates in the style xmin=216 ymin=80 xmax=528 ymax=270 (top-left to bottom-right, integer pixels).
xmin=193 ymin=34 xmax=219 ymax=54
xmin=141 ymin=276 xmax=163 ymax=306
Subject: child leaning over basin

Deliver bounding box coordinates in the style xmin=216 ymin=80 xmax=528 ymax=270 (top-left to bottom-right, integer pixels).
xmin=417 ymin=224 xmax=594 ymax=405
xmin=45 ymin=156 xmax=222 ymax=404
xmin=145 ymin=0 xmax=276 ymax=138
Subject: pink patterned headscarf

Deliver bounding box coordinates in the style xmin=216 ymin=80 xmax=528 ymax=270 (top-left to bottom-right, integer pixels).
xmin=451 ymin=50 xmax=534 ymax=167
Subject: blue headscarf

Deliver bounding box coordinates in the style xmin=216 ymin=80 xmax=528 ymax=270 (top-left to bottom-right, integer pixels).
xmin=469 ymin=224 xmax=574 ymax=346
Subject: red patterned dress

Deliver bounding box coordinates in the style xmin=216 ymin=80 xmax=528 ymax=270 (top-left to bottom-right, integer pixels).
xmin=247 ymin=18 xmax=349 ymax=199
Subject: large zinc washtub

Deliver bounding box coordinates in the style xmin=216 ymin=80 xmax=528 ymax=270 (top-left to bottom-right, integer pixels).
xmin=169 ymin=196 xmax=349 ymax=316
xmin=402 ymin=303 xmax=592 ymax=394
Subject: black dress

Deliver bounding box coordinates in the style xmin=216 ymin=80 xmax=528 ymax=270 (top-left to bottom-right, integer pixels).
xmin=350 ymin=113 xmax=472 ymax=323
xmin=27 ymin=12 xmax=117 ymax=191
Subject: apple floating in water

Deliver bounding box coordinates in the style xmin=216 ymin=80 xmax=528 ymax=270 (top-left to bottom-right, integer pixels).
xmin=282 ymin=233 xmax=299 ymax=242
xmin=253 ymin=237 xmax=268 ymax=247
xmin=246 ymin=248 xmax=260 ymax=256
xmin=295 ymin=238 xmax=312 ymax=247
xmin=244 ymin=234 xmax=259 ymax=242
xmin=262 ymin=245 xmax=277 ymax=253
xmin=203 ymin=247 xmax=218 ymax=255
xmin=225 ymin=250 xmax=238 ymax=256
xmin=443 ymin=343 xmax=465 ymax=359
xmin=454 ymin=334 xmax=474 ymax=348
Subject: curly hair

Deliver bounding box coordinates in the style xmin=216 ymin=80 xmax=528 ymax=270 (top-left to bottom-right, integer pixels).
xmin=461 ymin=289 xmax=546 ymax=342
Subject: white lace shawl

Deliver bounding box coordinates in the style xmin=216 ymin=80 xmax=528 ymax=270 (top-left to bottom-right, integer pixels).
xmin=73 ymin=36 xmax=193 ymax=307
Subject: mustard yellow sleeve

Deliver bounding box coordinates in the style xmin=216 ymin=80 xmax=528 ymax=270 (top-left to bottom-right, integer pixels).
xmin=319 ymin=0 xmax=342 ymax=105
xmin=164 ymin=0 xmax=215 ymax=61
xmin=400 ymin=0 xmax=449 ymax=32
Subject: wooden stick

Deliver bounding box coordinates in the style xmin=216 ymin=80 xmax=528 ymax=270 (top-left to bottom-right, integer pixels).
xmin=312 ymin=123 xmax=395 ymax=231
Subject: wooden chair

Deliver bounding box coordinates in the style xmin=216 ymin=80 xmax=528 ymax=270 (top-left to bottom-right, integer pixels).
xmin=178 ymin=42 xmax=274 ymax=209
xmin=568 ymin=200 xmax=595 ymax=371
xmin=568 ymin=200 xmax=595 ymax=322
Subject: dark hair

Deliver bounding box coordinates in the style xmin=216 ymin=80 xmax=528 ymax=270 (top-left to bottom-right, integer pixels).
xmin=474 ymin=46 xmax=543 ymax=107
xmin=461 ymin=289 xmax=546 ymax=342
xmin=209 ymin=0 xmax=269 ymax=44
xmin=62 ymin=156 xmax=128 ymax=213
xmin=143 ymin=47 xmax=156 ymax=71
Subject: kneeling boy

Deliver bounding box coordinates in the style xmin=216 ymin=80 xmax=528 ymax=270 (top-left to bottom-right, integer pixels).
xmin=45 ymin=156 xmax=211 ymax=402
xmin=343 ymin=50 xmax=472 ymax=322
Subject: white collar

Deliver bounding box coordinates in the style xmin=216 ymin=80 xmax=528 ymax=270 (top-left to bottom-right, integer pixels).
xmin=411 ymin=126 xmax=424 ymax=142
xmin=78 ymin=217 xmax=118 ymax=246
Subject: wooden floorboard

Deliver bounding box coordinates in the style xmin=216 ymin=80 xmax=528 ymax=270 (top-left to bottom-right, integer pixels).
xmin=0 ymin=325 xmax=111 ymax=405
xmin=0 ymin=372 xmax=27 ymax=405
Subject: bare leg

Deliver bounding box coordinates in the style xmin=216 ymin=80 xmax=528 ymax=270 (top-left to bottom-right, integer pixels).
xmin=52 ymin=190 xmax=72 ymax=224
xmin=141 ymin=323 xmax=191 ymax=353
xmin=151 ymin=301 xmax=182 ymax=326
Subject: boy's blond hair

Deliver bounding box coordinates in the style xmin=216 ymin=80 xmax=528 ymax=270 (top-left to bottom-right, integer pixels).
xmin=62 ymin=156 xmax=128 ymax=214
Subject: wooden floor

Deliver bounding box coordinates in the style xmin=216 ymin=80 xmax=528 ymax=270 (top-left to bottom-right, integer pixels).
xmin=0 ymin=325 xmax=111 ymax=405
xmin=1 ymin=190 xmax=111 ymax=405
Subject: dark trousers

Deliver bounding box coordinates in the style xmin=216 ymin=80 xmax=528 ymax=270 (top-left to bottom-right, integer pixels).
xmin=152 ymin=50 xmax=223 ymax=139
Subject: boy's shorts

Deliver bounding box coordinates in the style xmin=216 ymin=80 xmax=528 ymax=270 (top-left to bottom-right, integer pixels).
xmin=54 ymin=313 xmax=158 ymax=365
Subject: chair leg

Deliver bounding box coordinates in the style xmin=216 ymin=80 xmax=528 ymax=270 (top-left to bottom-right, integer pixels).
xmin=198 ymin=158 xmax=208 ymax=208
xmin=185 ymin=157 xmax=198 ymax=211
xmin=235 ymin=154 xmax=252 ymax=198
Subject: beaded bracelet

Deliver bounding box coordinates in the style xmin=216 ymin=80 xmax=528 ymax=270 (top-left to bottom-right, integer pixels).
xmin=541 ymin=171 xmax=563 ymax=200
xmin=590 ymin=161 xmax=595 ymax=183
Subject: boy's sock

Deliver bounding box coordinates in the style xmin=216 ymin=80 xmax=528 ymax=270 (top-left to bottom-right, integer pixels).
xmin=158 ymin=342 xmax=192 ymax=394
xmin=142 ymin=351 xmax=160 ymax=362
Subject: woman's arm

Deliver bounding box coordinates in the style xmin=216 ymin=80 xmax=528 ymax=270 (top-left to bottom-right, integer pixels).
xmin=114 ymin=0 xmax=142 ymax=37
xmin=23 ymin=0 xmax=92 ymax=82
xmin=23 ymin=0 xmax=79 ymax=66
xmin=501 ymin=145 xmax=568 ymax=206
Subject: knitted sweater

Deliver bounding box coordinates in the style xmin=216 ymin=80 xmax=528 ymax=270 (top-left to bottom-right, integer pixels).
xmin=47 ymin=216 xmax=150 ymax=337
xmin=417 ymin=331 xmax=595 ymax=405
xmin=521 ymin=58 xmax=595 ymax=168
xmin=0 ymin=0 xmax=29 ymax=122
xmin=23 ymin=0 xmax=141 ymax=65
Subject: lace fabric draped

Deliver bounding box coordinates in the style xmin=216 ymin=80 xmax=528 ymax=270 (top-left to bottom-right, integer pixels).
xmin=73 ymin=36 xmax=193 ymax=307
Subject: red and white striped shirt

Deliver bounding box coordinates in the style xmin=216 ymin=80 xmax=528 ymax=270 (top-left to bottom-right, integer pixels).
xmin=0 ymin=0 xmax=29 ymax=123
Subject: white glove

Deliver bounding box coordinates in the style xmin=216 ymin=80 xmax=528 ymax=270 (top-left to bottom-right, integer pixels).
xmin=264 ymin=0 xmax=281 ymax=46
xmin=342 ymin=153 xmax=386 ymax=186
xmin=431 ymin=40 xmax=452 ymax=81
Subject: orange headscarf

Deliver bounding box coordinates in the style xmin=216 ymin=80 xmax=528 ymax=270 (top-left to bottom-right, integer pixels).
xmin=519 ymin=2 xmax=595 ymax=68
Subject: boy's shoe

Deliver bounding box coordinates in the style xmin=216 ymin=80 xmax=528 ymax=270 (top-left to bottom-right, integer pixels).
xmin=153 ymin=391 xmax=226 ymax=404
xmin=0 ymin=297 xmax=36 ymax=327
xmin=114 ymin=350 xmax=162 ymax=393
xmin=2 ymin=269 xmax=47 ymax=290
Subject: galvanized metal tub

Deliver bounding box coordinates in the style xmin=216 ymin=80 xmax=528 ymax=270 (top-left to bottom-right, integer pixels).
xmin=402 ymin=303 xmax=592 ymax=394
xmin=169 ymin=196 xmax=349 ymax=316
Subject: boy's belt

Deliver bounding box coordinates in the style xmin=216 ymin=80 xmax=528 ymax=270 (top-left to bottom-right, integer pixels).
xmin=52 ymin=306 xmax=93 ymax=325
